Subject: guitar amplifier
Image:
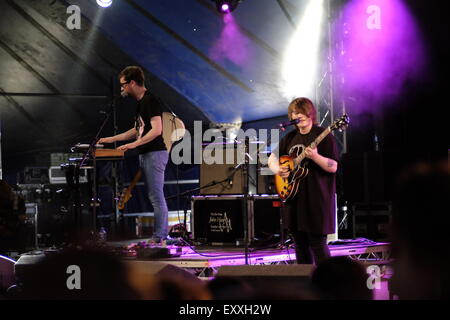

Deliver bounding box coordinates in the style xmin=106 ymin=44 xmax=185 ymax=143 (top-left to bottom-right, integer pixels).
xmin=199 ymin=143 xmax=256 ymax=195
xmin=257 ymin=166 xmax=276 ymax=194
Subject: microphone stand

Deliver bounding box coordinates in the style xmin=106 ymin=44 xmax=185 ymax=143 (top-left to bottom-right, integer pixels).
xmin=270 ymin=122 xmax=290 ymax=247
xmin=78 ymin=99 xmax=115 ymax=241
xmin=242 ymin=137 xmax=250 ymax=265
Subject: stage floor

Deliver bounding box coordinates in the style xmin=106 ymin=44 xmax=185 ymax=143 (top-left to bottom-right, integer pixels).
xmin=110 ymin=238 xmax=391 ymax=277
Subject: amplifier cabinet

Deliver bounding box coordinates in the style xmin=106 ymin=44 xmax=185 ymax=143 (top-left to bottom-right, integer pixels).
xmin=257 ymin=166 xmax=276 ymax=194
xmin=199 ymin=144 xmax=256 ymax=195
xmin=191 ymin=195 xmax=282 ymax=245
xmin=251 ymin=195 xmax=282 ymax=240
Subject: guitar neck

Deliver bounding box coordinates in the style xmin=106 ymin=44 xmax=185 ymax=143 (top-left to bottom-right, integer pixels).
xmin=294 ymin=127 xmax=332 ymax=165
xmin=310 ymin=127 xmax=332 ymax=149
xmin=129 ymin=170 xmax=142 ymax=189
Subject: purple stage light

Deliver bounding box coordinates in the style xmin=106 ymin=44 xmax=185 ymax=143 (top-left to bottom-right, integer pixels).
xmin=209 ymin=13 xmax=250 ymax=67
xmin=336 ymin=0 xmax=426 ymax=114
xmin=215 ymin=0 xmax=240 ymax=14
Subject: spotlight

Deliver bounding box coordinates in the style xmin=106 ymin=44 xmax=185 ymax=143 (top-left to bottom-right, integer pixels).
xmin=96 ymin=0 xmax=112 ymax=8
xmin=214 ymin=0 xmax=241 ymax=13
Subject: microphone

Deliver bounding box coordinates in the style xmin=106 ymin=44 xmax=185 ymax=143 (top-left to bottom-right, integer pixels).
xmin=278 ymin=119 xmax=300 ymax=131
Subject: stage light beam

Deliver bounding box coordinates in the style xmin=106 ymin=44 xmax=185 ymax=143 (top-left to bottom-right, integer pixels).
xmin=281 ymin=0 xmax=325 ymax=101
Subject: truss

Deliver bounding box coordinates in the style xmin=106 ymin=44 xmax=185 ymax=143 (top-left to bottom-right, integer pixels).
xmin=316 ymin=0 xmax=348 ymax=155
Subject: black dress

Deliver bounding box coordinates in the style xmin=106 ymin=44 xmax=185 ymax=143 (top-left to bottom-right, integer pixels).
xmin=275 ymin=125 xmax=339 ymax=235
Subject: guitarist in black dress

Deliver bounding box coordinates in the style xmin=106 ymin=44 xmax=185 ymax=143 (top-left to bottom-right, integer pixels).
xmin=268 ymin=97 xmax=339 ymax=265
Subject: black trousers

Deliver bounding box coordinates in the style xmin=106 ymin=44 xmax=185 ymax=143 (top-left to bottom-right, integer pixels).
xmin=291 ymin=231 xmax=330 ymax=265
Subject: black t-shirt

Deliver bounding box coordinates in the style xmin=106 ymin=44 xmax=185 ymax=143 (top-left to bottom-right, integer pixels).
xmin=274 ymin=125 xmax=339 ymax=234
xmin=135 ymin=91 xmax=167 ymax=154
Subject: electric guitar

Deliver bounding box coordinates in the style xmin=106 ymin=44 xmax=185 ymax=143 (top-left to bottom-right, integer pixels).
xmin=274 ymin=114 xmax=349 ymax=201
xmin=117 ymin=170 xmax=142 ymax=210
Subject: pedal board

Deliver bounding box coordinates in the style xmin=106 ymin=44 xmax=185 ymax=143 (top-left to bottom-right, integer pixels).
xmin=136 ymin=246 xmax=183 ymax=259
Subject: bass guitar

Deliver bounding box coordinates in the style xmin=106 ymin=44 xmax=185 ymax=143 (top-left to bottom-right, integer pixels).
xmin=274 ymin=114 xmax=349 ymax=201
xmin=117 ymin=170 xmax=142 ymax=210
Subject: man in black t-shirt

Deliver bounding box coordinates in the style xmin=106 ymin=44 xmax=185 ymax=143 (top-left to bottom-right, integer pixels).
xmin=268 ymin=98 xmax=339 ymax=265
xmin=99 ymin=66 xmax=169 ymax=242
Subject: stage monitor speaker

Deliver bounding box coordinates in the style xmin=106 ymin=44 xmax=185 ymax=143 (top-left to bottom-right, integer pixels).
xmin=217 ymin=264 xmax=315 ymax=277
xmin=215 ymin=264 xmax=315 ymax=298
xmin=199 ymin=144 xmax=256 ymax=195
xmin=14 ymin=252 xmax=46 ymax=284
xmin=0 ymin=255 xmax=16 ymax=291
xmin=125 ymin=260 xmax=204 ymax=297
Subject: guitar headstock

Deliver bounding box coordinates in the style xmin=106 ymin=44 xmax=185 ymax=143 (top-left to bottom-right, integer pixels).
xmin=331 ymin=114 xmax=350 ymax=132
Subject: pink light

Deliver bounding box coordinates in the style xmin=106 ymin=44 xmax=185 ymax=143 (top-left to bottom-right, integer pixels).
xmin=221 ymin=4 xmax=230 ymax=12
xmin=209 ymin=13 xmax=251 ymax=67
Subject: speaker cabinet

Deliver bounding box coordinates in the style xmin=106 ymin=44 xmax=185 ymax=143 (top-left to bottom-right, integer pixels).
xmin=257 ymin=166 xmax=276 ymax=194
xmin=252 ymin=195 xmax=281 ymax=240
xmin=199 ymin=144 xmax=256 ymax=195
xmin=126 ymin=261 xmax=203 ymax=286
xmin=217 ymin=264 xmax=315 ymax=277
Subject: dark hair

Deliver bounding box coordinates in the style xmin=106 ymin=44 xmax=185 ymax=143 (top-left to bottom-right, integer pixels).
xmin=16 ymin=248 xmax=139 ymax=300
xmin=311 ymin=256 xmax=372 ymax=300
xmin=119 ymin=66 xmax=145 ymax=87
xmin=287 ymin=97 xmax=318 ymax=124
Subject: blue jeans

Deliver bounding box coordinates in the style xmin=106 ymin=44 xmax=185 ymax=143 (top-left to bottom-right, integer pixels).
xmin=139 ymin=150 xmax=169 ymax=240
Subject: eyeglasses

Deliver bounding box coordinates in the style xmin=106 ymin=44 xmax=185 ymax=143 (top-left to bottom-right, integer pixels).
xmin=120 ymin=80 xmax=131 ymax=87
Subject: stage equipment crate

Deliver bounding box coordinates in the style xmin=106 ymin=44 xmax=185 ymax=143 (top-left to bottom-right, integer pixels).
xmin=191 ymin=195 xmax=282 ymax=245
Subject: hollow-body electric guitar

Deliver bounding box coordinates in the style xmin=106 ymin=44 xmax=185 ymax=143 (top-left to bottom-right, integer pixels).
xmin=274 ymin=114 xmax=349 ymax=201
